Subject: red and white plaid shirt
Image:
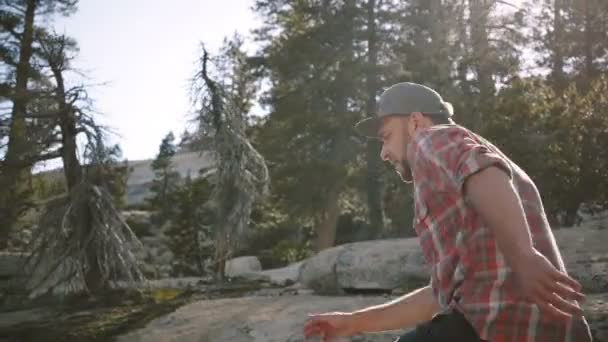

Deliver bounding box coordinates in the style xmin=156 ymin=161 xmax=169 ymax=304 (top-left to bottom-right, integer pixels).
xmin=407 ymin=124 xmax=592 ymax=342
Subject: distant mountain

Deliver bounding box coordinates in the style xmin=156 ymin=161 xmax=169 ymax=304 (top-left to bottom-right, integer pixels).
xmin=34 ymin=151 xmax=216 ymax=207
xmin=125 ymin=151 xmax=215 ymax=206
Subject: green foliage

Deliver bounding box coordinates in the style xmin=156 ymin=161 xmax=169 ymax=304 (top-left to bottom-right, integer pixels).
xmin=83 ymin=142 xmax=130 ymax=209
xmin=271 ymin=239 xmax=312 ymax=265
xmin=165 ymin=173 xmax=215 ymax=276
xmin=252 ymin=0 xmax=372 ymax=250
xmin=544 ymin=76 xmax=608 ymax=223
xmin=381 ymin=176 xmax=416 ymax=238
xmin=31 ymin=173 xmax=66 ymax=201
xmin=247 ymin=0 xmax=608 ymax=249
xmin=4 ymin=0 xmax=608 ymax=267
xmin=483 ymin=75 xmax=608 ymax=225
xmin=235 ymin=200 xmax=301 ymax=268
xmin=0 ymin=0 xmax=81 ymax=247
xmin=147 ymin=132 xmax=181 ymax=223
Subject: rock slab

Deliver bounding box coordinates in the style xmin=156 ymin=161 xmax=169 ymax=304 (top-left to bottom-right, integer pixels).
xmin=115 ymin=294 xmax=408 ymax=342
xmin=226 ymin=257 xmax=263 ymax=278
xmin=299 ymin=239 xmax=428 ymax=294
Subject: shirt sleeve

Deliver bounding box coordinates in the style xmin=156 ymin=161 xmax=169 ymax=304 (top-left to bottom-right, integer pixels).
xmin=411 ymin=127 xmax=513 ymax=195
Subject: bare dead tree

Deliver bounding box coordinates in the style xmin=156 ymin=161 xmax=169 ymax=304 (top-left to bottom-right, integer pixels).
xmin=190 ymin=42 xmax=269 ymax=281
xmin=15 ymin=31 xmax=145 ymax=297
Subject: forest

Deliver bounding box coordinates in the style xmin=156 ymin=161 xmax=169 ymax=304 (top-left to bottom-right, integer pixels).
xmin=1 ymin=0 xmax=607 ymax=290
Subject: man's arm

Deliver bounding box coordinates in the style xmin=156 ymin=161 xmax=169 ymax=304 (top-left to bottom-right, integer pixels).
xmin=464 ymin=166 xmax=585 ymax=318
xmin=350 ymin=285 xmax=440 ymax=333
xmin=304 ymin=285 xmax=439 ymax=339
xmin=463 ymin=166 xmax=534 ymax=268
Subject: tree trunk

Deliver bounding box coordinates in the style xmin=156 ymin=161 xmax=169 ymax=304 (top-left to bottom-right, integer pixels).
xmin=582 ymin=0 xmax=595 ymax=86
xmin=468 ymin=0 xmax=494 ymax=130
xmin=54 ymin=79 xmax=82 ymax=190
xmin=456 ymin=2 xmax=473 ymax=124
xmin=0 ymin=0 xmax=37 ymax=249
xmin=429 ymin=0 xmax=450 ymax=89
xmin=563 ymin=203 xmax=581 ymax=227
xmin=365 ymin=0 xmax=384 ymax=239
xmin=49 ymin=48 xmax=107 ymax=293
xmin=551 ymin=0 xmax=566 ymax=93
xmin=315 ymin=186 xmax=341 ymax=252
xmin=215 ymin=230 xmax=228 ymax=281
xmin=161 ymin=167 xmax=169 ymax=220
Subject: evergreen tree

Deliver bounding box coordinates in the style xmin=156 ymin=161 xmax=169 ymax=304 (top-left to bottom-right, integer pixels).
xmin=252 ymin=0 xmax=408 ymax=250
xmin=148 ymin=131 xmax=180 ymax=223
xmin=0 ymin=0 xmax=78 ymax=248
xmin=531 ymin=0 xmax=570 ymax=92
xmin=567 ymin=0 xmax=608 ymax=86
xmin=165 ymin=173 xmax=215 ymax=276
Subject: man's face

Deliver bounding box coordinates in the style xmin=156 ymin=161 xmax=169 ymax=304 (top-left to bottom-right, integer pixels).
xmin=378 ymin=115 xmax=413 ymax=182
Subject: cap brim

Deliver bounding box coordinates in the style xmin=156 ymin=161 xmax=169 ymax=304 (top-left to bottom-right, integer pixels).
xmin=354 ymin=117 xmax=381 ymax=139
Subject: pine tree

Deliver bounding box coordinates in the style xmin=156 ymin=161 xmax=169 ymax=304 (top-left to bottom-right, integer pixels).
xmin=0 ymin=0 xmax=78 ymax=248
xmin=252 ymin=0 xmax=411 ymax=250
xmin=567 ymin=0 xmax=608 ymax=86
xmin=165 ymin=173 xmax=215 ymax=276
xmin=531 ymin=0 xmax=570 ymax=92
xmin=148 ymin=131 xmax=180 ymax=223
xmin=363 ymin=0 xmax=384 ymax=239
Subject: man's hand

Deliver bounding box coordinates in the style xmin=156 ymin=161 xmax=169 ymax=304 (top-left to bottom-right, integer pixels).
xmin=303 ymin=311 xmax=358 ymax=341
xmin=511 ymin=249 xmax=585 ymax=319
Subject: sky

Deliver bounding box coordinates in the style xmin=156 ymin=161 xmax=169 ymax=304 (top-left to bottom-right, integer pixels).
xmin=50 ymin=0 xmax=262 ymax=163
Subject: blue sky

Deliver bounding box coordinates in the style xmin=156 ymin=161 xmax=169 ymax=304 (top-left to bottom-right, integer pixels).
xmin=51 ymin=0 xmax=261 ymax=162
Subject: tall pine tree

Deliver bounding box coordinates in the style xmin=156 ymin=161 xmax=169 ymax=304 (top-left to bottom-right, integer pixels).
xmin=148 ymin=131 xmax=180 ymax=223
xmin=0 ymin=0 xmax=78 ymax=248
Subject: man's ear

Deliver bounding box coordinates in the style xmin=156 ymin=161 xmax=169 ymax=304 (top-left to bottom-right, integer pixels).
xmin=408 ymin=112 xmax=424 ymax=132
xmin=404 ymin=112 xmax=419 ymax=137
xmin=410 ymin=112 xmax=424 ymax=124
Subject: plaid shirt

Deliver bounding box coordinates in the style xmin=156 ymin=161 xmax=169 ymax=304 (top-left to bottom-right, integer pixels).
xmin=407 ymin=124 xmax=592 ymax=342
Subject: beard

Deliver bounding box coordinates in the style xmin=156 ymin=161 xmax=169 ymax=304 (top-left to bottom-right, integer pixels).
xmin=393 ymin=159 xmax=413 ymax=183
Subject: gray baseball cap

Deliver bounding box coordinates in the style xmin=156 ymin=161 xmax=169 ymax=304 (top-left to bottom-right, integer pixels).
xmin=354 ymin=82 xmax=454 ymax=139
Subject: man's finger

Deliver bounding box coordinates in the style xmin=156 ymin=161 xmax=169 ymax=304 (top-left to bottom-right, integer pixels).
xmin=304 ymin=321 xmax=325 ymax=337
xmin=534 ymin=297 xmax=570 ymax=320
xmin=304 ymin=324 xmax=326 ymax=338
xmin=551 ymin=270 xmax=582 ymax=292
xmin=546 ymin=291 xmax=584 ymax=317
xmin=548 ymin=280 xmax=585 ymax=302
xmin=534 ymin=288 xmax=579 ymax=318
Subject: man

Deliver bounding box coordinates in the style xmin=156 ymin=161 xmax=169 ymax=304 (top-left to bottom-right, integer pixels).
xmin=303 ymin=82 xmax=592 ymax=341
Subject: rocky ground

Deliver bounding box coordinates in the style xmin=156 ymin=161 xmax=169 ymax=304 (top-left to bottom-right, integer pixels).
xmin=114 ymin=288 xmax=608 ymax=342
xmin=0 ymin=213 xmax=606 ymax=341
xmin=0 ymin=281 xmax=605 ymax=342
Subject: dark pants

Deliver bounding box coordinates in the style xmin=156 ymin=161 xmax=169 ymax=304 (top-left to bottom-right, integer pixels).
xmin=396 ymin=309 xmax=488 ymax=342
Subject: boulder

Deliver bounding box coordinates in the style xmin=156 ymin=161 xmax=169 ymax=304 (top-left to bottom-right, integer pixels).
xmin=239 ymin=261 xmax=304 ymax=286
xmin=225 ymin=256 xmax=262 ymax=278
xmin=336 ymin=238 xmax=428 ymax=291
xmin=298 ymin=244 xmax=345 ymax=294
xmin=298 ymin=220 xmax=608 ymax=296
xmin=299 ymin=239 xmax=428 ymax=294
xmin=258 ymin=261 xmax=302 ymax=286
